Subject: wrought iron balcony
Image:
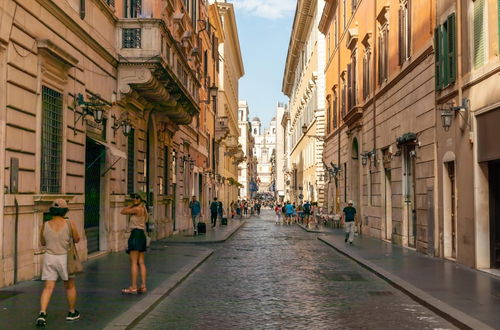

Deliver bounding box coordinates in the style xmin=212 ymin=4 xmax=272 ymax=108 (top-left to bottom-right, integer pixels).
xmin=117 ymin=19 xmax=200 ymax=124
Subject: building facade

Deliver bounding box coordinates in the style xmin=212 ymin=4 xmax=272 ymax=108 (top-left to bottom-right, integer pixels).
xmin=282 ymin=0 xmax=326 ymax=206
xmin=275 ymin=103 xmax=287 ymax=202
xmin=213 ymin=1 xmax=245 ymax=211
xmin=251 ymin=117 xmax=277 ymax=195
xmin=237 ymin=100 xmax=253 ymax=199
xmin=0 ymin=0 xmax=223 ymax=287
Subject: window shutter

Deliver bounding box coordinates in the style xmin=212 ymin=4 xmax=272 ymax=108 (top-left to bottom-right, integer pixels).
xmin=347 ymin=63 xmax=352 ymax=111
xmin=473 ymin=0 xmax=486 ymax=69
xmin=447 ymin=13 xmax=456 ymax=84
xmin=399 ymin=7 xmax=404 ymax=65
xmin=434 ymin=27 xmax=442 ymax=89
xmin=407 ymin=0 xmax=412 ymax=60
xmin=378 ymin=36 xmax=382 ymax=84
xmin=333 ymin=93 xmax=338 ymax=128
xmin=341 ymin=85 xmax=346 ymax=117
xmin=442 ymin=20 xmax=449 ymax=86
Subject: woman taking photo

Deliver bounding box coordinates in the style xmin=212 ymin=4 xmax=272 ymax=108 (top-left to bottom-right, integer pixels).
xmin=121 ymin=193 xmax=148 ymax=294
xmin=37 ymin=199 xmax=80 ymax=327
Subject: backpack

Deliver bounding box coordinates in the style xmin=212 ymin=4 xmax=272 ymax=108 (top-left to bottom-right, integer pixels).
xmin=281 ymin=206 xmax=286 ymax=213
xmin=304 ymin=203 xmax=311 ymax=212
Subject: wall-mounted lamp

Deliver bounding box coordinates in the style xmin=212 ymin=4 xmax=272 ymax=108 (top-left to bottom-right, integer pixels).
xmin=301 ymin=123 xmax=324 ymax=141
xmin=111 ymin=114 xmax=133 ymax=137
xmin=439 ymin=98 xmax=470 ymax=131
xmin=73 ymin=93 xmax=107 ymax=135
xmin=200 ymin=85 xmax=218 ymax=104
xmin=361 ymin=150 xmax=376 ymax=166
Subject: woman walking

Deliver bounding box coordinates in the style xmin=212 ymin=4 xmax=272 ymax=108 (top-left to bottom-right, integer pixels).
xmin=121 ymin=193 xmax=148 ymax=294
xmin=37 ymin=199 xmax=80 ymax=327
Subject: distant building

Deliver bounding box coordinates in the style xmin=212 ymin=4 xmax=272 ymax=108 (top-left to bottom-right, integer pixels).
xmin=252 ymin=117 xmax=277 ymax=194
xmin=275 ymin=103 xmax=288 ymax=202
xmin=238 ymin=101 xmax=255 ymax=199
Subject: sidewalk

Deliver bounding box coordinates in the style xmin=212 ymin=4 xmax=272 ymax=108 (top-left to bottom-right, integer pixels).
xmin=296 ymin=222 xmax=337 ymax=234
xmin=317 ymin=230 xmax=500 ymax=330
xmin=162 ymin=219 xmax=246 ymax=244
xmin=0 ymin=242 xmax=213 ymax=329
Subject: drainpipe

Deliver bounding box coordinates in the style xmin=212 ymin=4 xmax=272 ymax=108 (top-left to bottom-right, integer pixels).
xmin=14 ymin=197 xmax=19 ymax=284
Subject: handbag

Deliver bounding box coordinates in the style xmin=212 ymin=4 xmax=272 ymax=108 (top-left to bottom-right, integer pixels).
xmin=66 ymin=221 xmax=83 ymax=275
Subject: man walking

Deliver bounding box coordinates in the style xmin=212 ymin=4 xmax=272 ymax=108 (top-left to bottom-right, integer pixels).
xmin=189 ymin=196 xmax=201 ymax=235
xmin=342 ymin=200 xmax=357 ymax=245
xmin=210 ymin=197 xmax=219 ymax=228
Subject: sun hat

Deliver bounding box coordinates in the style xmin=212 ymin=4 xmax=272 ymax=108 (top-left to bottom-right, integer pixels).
xmin=348 ymin=200 xmax=354 ymax=205
xmin=52 ymin=199 xmax=68 ymax=209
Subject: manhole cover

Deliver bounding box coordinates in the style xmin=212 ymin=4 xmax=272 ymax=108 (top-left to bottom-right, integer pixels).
xmin=368 ymin=291 xmax=394 ymax=296
xmin=324 ymin=271 xmax=366 ymax=281
xmin=0 ymin=291 xmax=21 ymax=301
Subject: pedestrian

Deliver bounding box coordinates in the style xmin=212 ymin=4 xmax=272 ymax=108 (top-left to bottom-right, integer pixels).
xmin=210 ymin=197 xmax=219 ymax=228
xmin=292 ymin=203 xmax=297 ymax=223
xmin=256 ymin=201 xmax=261 ymax=215
xmin=120 ymin=193 xmax=149 ymax=294
xmin=303 ymin=201 xmax=311 ymax=226
xmin=285 ymin=201 xmax=294 ymax=225
xmin=274 ymin=204 xmax=281 ymax=224
xmin=342 ymin=200 xmax=357 ymax=245
xmin=217 ymin=199 xmax=224 ymax=223
xmin=189 ymin=195 xmax=201 ymax=235
xmin=37 ymin=199 xmax=81 ymax=327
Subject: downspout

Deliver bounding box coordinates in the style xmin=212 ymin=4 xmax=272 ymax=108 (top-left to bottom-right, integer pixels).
xmin=14 ymin=198 xmax=19 ymax=284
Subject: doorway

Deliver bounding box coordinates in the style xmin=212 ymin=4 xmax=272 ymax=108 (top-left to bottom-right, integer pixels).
xmin=85 ymin=138 xmax=104 ymax=254
xmin=384 ymin=168 xmax=392 ymax=241
xmin=404 ymin=145 xmax=417 ymax=248
xmin=444 ymin=161 xmax=457 ymax=259
xmin=489 ymin=161 xmax=500 ymax=268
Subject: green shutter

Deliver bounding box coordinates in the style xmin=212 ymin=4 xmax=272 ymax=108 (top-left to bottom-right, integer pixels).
xmin=442 ymin=20 xmax=449 ymax=87
xmin=473 ymin=0 xmax=486 ymax=69
xmin=434 ymin=27 xmax=443 ymax=89
xmin=447 ymin=13 xmax=456 ymax=84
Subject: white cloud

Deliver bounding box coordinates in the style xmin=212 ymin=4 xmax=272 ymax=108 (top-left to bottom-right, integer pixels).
xmin=232 ymin=0 xmax=296 ymax=19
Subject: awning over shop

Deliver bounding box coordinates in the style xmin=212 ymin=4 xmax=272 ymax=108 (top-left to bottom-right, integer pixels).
xmin=477 ymin=109 xmax=500 ymax=162
xmin=90 ymin=138 xmax=127 ymax=159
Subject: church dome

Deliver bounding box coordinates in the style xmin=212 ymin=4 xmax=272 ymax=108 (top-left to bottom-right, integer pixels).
xmin=252 ymin=117 xmax=261 ymax=122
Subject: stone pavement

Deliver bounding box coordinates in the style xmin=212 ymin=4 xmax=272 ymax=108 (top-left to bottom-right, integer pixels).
xmin=134 ymin=210 xmax=456 ymax=330
xmin=162 ymin=218 xmax=246 ymax=244
xmin=0 ymin=241 xmax=213 ymax=329
xmin=318 ymin=230 xmax=500 ymax=330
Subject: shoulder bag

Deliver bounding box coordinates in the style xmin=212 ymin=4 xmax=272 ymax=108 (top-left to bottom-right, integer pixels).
xmin=67 ymin=220 xmax=84 ymax=275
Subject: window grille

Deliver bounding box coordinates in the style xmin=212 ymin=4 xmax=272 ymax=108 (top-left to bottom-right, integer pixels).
xmin=127 ymin=128 xmax=135 ymax=194
xmin=122 ymin=28 xmax=141 ymax=48
xmin=125 ymin=0 xmax=141 ymax=18
xmin=41 ymin=86 xmax=63 ymax=193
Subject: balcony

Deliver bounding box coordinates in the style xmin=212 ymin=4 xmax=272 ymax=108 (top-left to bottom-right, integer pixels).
xmin=117 ymin=19 xmax=200 ymax=124
xmin=215 ymin=116 xmax=230 ymax=141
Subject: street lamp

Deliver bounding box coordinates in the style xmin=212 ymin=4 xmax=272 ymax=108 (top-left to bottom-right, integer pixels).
xmin=301 ymin=123 xmax=324 ymax=141
xmin=111 ymin=114 xmax=133 ymax=137
xmin=73 ymin=93 xmax=108 ymax=134
xmin=200 ymin=85 xmax=218 ymax=104
xmin=439 ymin=98 xmax=470 ymax=131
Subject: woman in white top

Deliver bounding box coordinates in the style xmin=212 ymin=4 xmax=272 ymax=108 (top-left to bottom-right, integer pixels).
xmin=37 ymin=199 xmax=80 ymax=327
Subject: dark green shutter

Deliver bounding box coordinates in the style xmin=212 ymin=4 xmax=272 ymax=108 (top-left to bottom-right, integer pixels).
xmin=473 ymin=0 xmax=486 ymax=69
xmin=434 ymin=27 xmax=442 ymax=89
xmin=447 ymin=13 xmax=456 ymax=84
xmin=442 ymin=20 xmax=449 ymax=87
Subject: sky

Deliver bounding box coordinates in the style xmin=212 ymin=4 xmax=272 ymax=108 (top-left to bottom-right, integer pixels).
xmin=231 ymin=0 xmax=295 ymax=128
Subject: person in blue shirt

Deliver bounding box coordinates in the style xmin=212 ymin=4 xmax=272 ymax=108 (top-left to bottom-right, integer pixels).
xmin=284 ymin=201 xmax=294 ymax=225
xmin=189 ymin=196 xmax=201 ymax=234
xmin=342 ymin=200 xmax=357 ymax=245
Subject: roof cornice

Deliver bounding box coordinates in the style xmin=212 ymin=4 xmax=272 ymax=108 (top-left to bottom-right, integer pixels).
xmin=318 ymin=0 xmax=338 ymax=35
xmin=217 ymin=2 xmax=244 ymax=78
xmin=281 ymin=0 xmax=317 ymax=96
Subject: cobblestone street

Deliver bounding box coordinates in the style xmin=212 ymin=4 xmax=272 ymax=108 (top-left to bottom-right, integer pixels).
xmin=134 ymin=211 xmax=456 ymax=330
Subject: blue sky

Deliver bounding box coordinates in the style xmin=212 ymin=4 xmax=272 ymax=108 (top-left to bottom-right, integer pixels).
xmin=231 ymin=0 xmax=295 ymax=128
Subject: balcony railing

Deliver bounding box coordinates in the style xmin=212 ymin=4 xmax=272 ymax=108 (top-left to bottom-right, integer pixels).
xmin=117 ymin=19 xmax=200 ymax=109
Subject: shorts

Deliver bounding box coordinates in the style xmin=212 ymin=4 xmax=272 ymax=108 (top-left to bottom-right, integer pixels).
xmin=127 ymin=229 xmax=147 ymax=253
xmin=42 ymin=253 xmax=73 ymax=281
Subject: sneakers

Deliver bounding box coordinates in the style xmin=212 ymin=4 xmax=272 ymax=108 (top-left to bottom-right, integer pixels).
xmin=66 ymin=310 xmax=81 ymax=321
xmin=349 ymin=241 xmax=353 ymax=245
xmin=36 ymin=312 xmax=47 ymax=327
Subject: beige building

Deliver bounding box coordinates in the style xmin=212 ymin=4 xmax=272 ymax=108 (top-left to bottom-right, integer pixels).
xmin=251 ymin=117 xmax=276 ymax=194
xmin=237 ymin=100 xmax=254 ymax=199
xmin=282 ymin=0 xmax=326 ymax=205
xmin=0 ymin=0 xmax=220 ymax=287
xmin=213 ymin=1 xmax=245 ymax=211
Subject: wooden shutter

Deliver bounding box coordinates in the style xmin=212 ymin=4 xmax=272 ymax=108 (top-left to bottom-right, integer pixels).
xmin=398 ymin=7 xmax=404 ymax=65
xmin=333 ymin=93 xmax=338 ymax=128
xmin=341 ymin=85 xmax=346 ymax=117
xmin=352 ymin=54 xmax=357 ymax=106
xmin=347 ymin=63 xmax=352 ymax=111
xmin=434 ymin=27 xmax=442 ymax=89
xmin=378 ymin=36 xmax=382 ymax=84
xmin=473 ymin=0 xmax=486 ymax=69
xmin=447 ymin=13 xmax=456 ymax=84
xmin=407 ymin=0 xmax=412 ymax=60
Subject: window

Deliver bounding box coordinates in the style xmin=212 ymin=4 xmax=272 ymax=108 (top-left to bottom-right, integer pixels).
xmin=347 ymin=50 xmax=357 ymax=110
xmin=122 ymin=28 xmax=141 ymax=49
xmin=398 ymin=0 xmax=411 ymax=64
xmin=333 ymin=88 xmax=338 ymax=128
xmin=378 ymin=25 xmax=389 ymax=84
xmin=341 ymin=80 xmax=347 ymax=118
xmin=435 ymin=13 xmax=456 ymax=89
xmin=191 ymin=0 xmax=198 ymax=32
xmin=164 ymin=147 xmax=169 ymax=195
xmin=363 ymin=48 xmax=371 ymax=99
xmin=351 ymin=0 xmax=357 ymax=12
xmin=473 ymin=0 xmax=487 ymax=69
xmin=41 ymin=86 xmax=63 ymax=193
xmin=334 ymin=15 xmax=338 ymax=47
xmin=326 ymin=96 xmax=331 ymax=134
xmin=327 ymin=32 xmax=331 ymax=60
xmin=124 ymin=0 xmax=141 ymax=18
xmin=127 ymin=128 xmax=135 ymax=194
xmin=343 ymin=0 xmax=347 ymax=28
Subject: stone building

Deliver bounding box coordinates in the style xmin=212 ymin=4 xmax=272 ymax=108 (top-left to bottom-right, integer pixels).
xmin=0 ymin=0 xmax=222 ymax=287
xmin=212 ymin=1 xmax=245 ymax=212
xmin=251 ymin=116 xmax=276 ymax=194
xmin=237 ymin=100 xmax=255 ymax=200
xmin=275 ymin=102 xmax=287 ymax=202
xmin=282 ymin=0 xmax=326 ymax=206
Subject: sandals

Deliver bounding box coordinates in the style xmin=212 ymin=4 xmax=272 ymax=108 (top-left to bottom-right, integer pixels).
xmin=121 ymin=287 xmax=138 ymax=295
xmin=138 ymin=286 xmax=147 ymax=294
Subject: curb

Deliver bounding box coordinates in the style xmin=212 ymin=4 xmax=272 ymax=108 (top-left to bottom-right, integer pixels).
xmin=163 ymin=220 xmax=246 ymax=244
xmin=295 ymin=223 xmax=330 ymax=234
xmin=317 ymin=236 xmax=494 ymax=330
xmin=103 ymin=249 xmax=214 ymax=330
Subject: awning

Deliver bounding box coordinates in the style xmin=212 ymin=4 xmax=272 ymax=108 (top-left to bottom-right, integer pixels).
xmin=477 ymin=109 xmax=500 ymax=162
xmin=90 ymin=137 xmax=127 ymax=159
